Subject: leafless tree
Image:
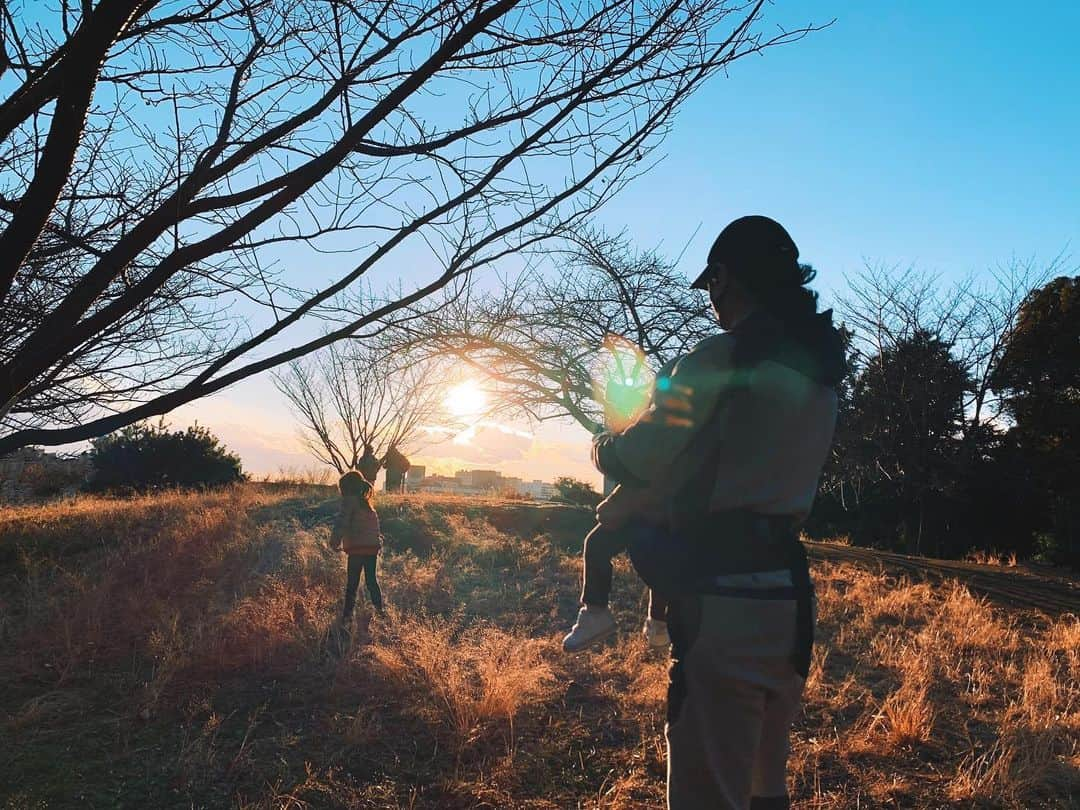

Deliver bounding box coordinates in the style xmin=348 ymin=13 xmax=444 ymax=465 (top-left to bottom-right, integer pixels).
xmin=0 ymin=0 xmax=825 ymax=454
xmin=393 ymin=225 xmax=715 ymax=433
xmin=821 ymin=257 xmax=1069 ymax=555
xmin=273 ymin=340 xmax=450 ymax=474
xmin=837 ymin=257 xmax=1062 ymax=433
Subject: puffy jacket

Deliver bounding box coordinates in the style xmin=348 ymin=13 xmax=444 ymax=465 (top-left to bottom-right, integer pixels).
xmin=330 ymin=497 xmax=382 ymax=555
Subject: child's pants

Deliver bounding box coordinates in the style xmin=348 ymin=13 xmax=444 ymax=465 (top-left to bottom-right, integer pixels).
xmin=580 ymin=523 xmax=667 ymax=620
xmin=665 ymin=575 xmax=810 ymax=810
xmin=343 ymin=553 xmax=382 ymax=617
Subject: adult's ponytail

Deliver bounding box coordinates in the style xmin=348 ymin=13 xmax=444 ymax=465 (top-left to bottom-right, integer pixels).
xmin=753 ymin=263 xmax=819 ymax=321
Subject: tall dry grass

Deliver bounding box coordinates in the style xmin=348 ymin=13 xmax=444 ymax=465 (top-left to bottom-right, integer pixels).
xmin=795 ymin=563 xmax=1079 ymax=808
xmin=2 ymin=486 xmax=1077 ymax=808
xmin=1 ymin=485 xmax=340 ymax=718
xmin=367 ymin=612 xmax=555 ymax=753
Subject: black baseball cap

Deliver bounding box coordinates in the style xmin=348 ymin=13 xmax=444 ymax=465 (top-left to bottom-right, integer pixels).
xmin=690 ymin=215 xmax=800 ymax=291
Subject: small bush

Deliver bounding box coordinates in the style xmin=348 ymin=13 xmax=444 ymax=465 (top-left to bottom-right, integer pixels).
xmin=87 ymin=420 xmax=244 ymax=492
xmin=553 ymin=475 xmax=601 ymax=507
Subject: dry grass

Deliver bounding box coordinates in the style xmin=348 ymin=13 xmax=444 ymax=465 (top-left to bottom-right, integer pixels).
xmin=2 ymin=485 xmax=1077 ymax=808
xmin=796 ymin=564 xmax=1079 ymax=808
xmin=367 ymin=612 xmax=555 ymax=752
xmin=966 ymin=548 xmax=1019 ymax=567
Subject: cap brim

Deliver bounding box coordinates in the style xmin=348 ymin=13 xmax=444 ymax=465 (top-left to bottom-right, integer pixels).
xmin=690 ymin=266 xmax=711 ymax=290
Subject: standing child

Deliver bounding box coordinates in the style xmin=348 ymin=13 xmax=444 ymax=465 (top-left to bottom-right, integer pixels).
xmin=330 ymin=471 xmax=384 ymax=619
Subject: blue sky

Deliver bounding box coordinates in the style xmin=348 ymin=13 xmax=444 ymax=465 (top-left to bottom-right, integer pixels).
xmin=598 ymin=0 xmax=1079 ymax=307
xmin=176 ymin=1 xmax=1079 ymax=482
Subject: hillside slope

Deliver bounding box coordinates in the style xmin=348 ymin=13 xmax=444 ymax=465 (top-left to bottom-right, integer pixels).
xmin=1 ymin=486 xmax=1077 ymax=808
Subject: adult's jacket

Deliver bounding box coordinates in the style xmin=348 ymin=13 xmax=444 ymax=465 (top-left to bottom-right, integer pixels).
xmin=593 ymin=310 xmax=845 ymax=521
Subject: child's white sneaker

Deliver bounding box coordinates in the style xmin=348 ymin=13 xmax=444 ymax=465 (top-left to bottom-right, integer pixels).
xmin=643 ymin=617 xmax=670 ymax=648
xmin=562 ymin=605 xmax=616 ymax=652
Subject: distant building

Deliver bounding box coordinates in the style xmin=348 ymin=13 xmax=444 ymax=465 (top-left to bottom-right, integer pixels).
xmin=452 ymin=469 xmax=496 ymax=489
xmin=472 ymin=470 xmax=501 ymax=490
xmin=416 ymin=474 xmax=458 ymax=494
xmin=519 ymin=480 xmax=558 ymax=500
xmin=413 ymin=468 xmax=558 ymax=500
xmin=405 ymin=466 xmax=426 ymax=490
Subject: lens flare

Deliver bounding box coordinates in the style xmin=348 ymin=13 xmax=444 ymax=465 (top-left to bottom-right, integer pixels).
xmin=591 ymin=334 xmax=654 ymax=432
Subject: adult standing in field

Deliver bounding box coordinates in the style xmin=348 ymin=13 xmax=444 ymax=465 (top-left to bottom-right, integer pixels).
xmin=358 ymin=444 xmax=381 ymax=486
xmin=591 ymin=216 xmax=846 ymax=810
xmin=383 ymin=446 xmax=410 ymax=493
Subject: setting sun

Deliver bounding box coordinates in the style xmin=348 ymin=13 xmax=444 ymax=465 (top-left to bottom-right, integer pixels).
xmin=445 ymin=380 xmax=488 ymax=418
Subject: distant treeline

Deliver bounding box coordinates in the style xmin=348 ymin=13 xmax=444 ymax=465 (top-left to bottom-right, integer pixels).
xmin=807 ymin=269 xmax=1078 ymax=567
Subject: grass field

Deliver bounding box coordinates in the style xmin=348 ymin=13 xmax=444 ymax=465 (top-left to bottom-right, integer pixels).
xmin=1 ymin=485 xmax=1077 ymax=808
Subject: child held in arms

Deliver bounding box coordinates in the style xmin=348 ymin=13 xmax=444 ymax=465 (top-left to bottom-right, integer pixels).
xmin=330 ymin=471 xmax=384 ymax=621
xmin=562 ymin=356 xmax=675 ymax=653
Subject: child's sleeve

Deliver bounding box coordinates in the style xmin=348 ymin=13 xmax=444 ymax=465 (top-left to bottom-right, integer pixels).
xmin=365 ymin=510 xmax=382 ymax=548
xmin=329 ymin=507 xmax=345 ymax=550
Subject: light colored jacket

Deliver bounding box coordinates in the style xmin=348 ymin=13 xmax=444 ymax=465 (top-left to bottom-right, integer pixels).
xmin=594 ymin=330 xmax=838 ymax=520
xmin=330 ymin=497 xmax=382 ymax=556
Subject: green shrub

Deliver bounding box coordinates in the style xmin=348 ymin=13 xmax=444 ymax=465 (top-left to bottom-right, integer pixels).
xmin=553 ymin=476 xmax=601 ymax=507
xmin=88 ymin=421 xmax=244 ymax=492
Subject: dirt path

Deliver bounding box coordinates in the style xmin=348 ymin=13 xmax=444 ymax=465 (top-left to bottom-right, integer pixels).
xmin=805 ymin=540 xmax=1080 ymax=617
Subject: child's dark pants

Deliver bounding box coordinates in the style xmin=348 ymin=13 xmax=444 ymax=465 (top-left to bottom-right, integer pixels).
xmin=343 ymin=553 xmax=382 ymax=617
xmin=580 ymin=523 xmax=668 ymax=620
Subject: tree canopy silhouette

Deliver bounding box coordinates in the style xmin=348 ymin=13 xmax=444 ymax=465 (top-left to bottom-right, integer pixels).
xmin=991 ymin=275 xmax=1080 ymax=564
xmin=87 ymin=420 xmax=244 ymax=491
xmin=845 ymin=330 xmax=969 ymax=555
xmin=811 ymin=260 xmax=1074 ymax=561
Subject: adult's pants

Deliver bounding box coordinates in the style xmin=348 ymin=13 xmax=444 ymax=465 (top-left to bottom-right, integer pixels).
xmin=665 ymin=572 xmax=812 ymax=810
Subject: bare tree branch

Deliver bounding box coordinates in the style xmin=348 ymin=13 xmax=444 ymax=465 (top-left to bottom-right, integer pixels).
xmin=273 ymin=338 xmax=459 ymax=474
xmin=0 ymin=0 xmax=828 ymax=453
xmin=390 ymin=224 xmax=716 ymax=433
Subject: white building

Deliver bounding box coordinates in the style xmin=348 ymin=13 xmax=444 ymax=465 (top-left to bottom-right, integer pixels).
xmin=517 ymin=479 xmax=558 ymax=500
xmin=412 ymin=468 xmax=558 ymax=500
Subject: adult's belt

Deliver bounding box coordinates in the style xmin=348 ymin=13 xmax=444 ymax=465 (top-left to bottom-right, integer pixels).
xmin=683 ymin=510 xmax=800 ymax=574
xmin=688 ymin=510 xmax=814 ymax=678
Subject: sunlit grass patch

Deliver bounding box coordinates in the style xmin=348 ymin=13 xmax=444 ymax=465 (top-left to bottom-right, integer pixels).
xmin=368 ymin=611 xmax=556 ymax=753
xmin=2 ymin=487 xmax=1077 ymax=808
xmin=794 ymin=561 xmax=1079 ymax=808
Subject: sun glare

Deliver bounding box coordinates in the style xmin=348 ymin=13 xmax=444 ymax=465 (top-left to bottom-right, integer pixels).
xmin=445 ymin=380 xmax=488 ymax=418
